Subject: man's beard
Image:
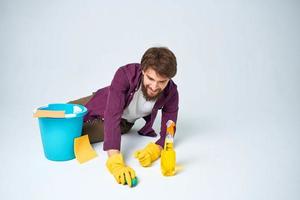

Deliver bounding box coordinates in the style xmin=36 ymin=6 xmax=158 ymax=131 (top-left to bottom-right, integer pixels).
xmin=141 ymin=82 xmax=163 ymax=101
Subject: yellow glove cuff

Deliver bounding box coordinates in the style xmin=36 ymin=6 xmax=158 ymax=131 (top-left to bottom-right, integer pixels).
xmin=106 ymin=153 xmax=125 ymax=174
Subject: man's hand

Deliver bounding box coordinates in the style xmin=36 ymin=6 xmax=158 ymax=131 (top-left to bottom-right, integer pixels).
xmin=134 ymin=143 xmax=162 ymax=167
xmin=106 ymin=153 xmax=136 ymax=187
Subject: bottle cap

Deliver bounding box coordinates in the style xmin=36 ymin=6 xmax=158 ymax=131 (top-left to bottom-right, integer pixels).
xmin=166 ymin=120 xmax=175 ymax=135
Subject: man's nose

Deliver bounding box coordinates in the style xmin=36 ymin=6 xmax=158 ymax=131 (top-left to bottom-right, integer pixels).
xmin=152 ymin=82 xmax=159 ymax=90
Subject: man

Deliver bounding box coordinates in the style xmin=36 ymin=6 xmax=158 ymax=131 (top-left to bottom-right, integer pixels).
xmin=69 ymin=47 xmax=179 ymax=187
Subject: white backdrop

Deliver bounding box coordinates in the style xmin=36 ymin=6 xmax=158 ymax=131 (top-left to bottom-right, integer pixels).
xmin=0 ymin=0 xmax=299 ymax=200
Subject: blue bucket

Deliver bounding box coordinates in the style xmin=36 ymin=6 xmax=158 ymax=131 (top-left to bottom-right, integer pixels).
xmin=36 ymin=103 xmax=88 ymax=161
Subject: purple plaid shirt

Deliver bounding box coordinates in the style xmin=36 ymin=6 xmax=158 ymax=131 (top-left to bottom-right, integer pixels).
xmin=84 ymin=63 xmax=179 ymax=151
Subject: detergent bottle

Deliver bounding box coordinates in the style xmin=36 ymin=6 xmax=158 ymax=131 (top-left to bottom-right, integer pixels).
xmin=161 ymin=120 xmax=176 ymax=176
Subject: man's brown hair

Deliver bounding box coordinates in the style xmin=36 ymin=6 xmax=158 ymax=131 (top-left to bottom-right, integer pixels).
xmin=141 ymin=47 xmax=177 ymax=78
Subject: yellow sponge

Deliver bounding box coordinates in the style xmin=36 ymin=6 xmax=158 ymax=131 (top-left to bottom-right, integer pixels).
xmin=74 ymin=135 xmax=97 ymax=164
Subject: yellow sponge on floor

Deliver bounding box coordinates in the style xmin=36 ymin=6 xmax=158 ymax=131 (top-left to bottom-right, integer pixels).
xmin=74 ymin=135 xmax=97 ymax=164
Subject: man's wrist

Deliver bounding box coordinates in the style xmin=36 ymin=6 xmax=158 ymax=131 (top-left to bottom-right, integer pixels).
xmin=157 ymin=144 xmax=163 ymax=151
xmin=107 ymin=149 xmax=120 ymax=157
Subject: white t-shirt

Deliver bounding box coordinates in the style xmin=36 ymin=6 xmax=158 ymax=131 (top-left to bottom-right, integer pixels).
xmin=122 ymin=85 xmax=157 ymax=123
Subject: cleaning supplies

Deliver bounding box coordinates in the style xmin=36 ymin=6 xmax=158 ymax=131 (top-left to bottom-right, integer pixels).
xmin=34 ymin=103 xmax=87 ymax=161
xmin=161 ymin=120 xmax=176 ymax=176
xmin=33 ymin=110 xmax=65 ymax=118
xmin=74 ymin=135 xmax=98 ymax=164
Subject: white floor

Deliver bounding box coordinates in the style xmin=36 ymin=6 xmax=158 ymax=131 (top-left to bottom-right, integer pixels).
xmin=1 ymin=109 xmax=299 ymax=200
xmin=1 ymin=1 xmax=299 ymax=200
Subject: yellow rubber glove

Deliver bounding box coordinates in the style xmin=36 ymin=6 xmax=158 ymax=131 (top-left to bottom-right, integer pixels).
xmin=106 ymin=154 xmax=136 ymax=187
xmin=134 ymin=143 xmax=162 ymax=167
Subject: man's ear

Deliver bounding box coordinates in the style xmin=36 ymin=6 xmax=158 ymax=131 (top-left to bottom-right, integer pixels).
xmin=142 ymin=70 xmax=145 ymax=75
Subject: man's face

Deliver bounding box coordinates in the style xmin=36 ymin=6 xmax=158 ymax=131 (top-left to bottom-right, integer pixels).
xmin=141 ymin=67 xmax=170 ymax=101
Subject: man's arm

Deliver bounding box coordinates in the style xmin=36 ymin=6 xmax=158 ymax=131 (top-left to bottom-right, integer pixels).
xmin=103 ymin=66 xmax=129 ymax=151
xmin=156 ymin=88 xmax=179 ymax=147
xmin=134 ymin=87 xmax=178 ymax=167
xmin=104 ymin=66 xmax=136 ymax=187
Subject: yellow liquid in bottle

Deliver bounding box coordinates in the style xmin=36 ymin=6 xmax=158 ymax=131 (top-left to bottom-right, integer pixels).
xmin=161 ymin=135 xmax=176 ymax=176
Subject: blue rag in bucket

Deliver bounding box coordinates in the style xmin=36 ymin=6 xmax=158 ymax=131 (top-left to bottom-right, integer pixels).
xmin=36 ymin=103 xmax=88 ymax=161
